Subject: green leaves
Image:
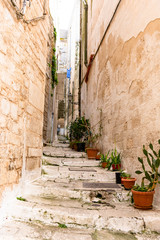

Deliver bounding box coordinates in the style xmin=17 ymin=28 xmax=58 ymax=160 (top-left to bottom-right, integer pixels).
xmin=135 ymin=170 xmax=142 ymax=174
xmin=138 ymin=157 xmax=143 ymax=164
xmin=136 ymin=139 xmax=160 ymax=192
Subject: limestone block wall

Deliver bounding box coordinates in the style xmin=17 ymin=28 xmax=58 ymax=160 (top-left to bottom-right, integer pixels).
xmin=81 ymin=0 xmax=160 ymax=205
xmin=0 ymin=0 xmax=52 ymax=195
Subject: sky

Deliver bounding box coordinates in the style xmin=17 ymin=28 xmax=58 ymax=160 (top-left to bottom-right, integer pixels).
xmin=50 ymin=0 xmax=75 ymax=30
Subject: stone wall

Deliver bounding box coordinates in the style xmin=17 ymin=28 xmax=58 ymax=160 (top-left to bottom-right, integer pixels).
xmin=81 ymin=0 xmax=160 ymax=205
xmin=0 ymin=0 xmax=52 ymax=197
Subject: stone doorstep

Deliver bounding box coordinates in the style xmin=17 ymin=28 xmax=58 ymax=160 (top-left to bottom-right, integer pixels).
xmin=7 ymin=199 xmax=148 ymax=234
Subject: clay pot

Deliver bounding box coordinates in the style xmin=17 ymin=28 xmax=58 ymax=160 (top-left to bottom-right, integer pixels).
xmin=121 ymin=176 xmax=126 ymax=186
xmin=101 ymin=162 xmax=108 ymax=168
xmin=86 ymin=148 xmax=99 ymax=159
xmin=96 ymin=154 xmax=101 ymax=160
xmin=122 ymin=178 xmax=136 ymax=190
xmin=131 ymin=189 xmax=155 ymax=209
xmin=77 ymin=142 xmax=85 ymax=152
xmin=112 ymin=164 xmax=121 ymax=171
xmin=115 ymin=172 xmax=121 ymax=184
xmin=73 ymin=143 xmax=78 ymax=151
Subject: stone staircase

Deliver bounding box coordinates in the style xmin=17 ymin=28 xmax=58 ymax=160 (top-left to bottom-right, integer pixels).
xmin=1 ymin=142 xmax=160 ymax=239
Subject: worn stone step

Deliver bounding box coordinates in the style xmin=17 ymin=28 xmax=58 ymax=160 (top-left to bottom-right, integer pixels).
xmin=43 ymin=151 xmax=86 ymax=158
xmin=43 ymin=146 xmax=87 ymax=158
xmin=42 ymin=165 xmax=115 ymax=182
xmin=23 ymin=178 xmax=130 ymax=204
xmin=8 ymin=198 xmax=145 ymax=233
xmin=42 ymin=156 xmax=100 ymax=167
xmin=2 ymin=220 xmax=156 ymax=240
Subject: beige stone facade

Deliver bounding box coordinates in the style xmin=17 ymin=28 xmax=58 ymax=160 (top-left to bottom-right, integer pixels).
xmin=81 ymin=0 xmax=160 ymax=205
xmin=0 ymin=0 xmax=52 ymax=197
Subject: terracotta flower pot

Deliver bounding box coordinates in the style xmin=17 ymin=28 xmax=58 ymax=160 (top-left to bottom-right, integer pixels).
xmin=112 ymin=164 xmax=121 ymax=171
xmin=86 ymin=148 xmax=98 ymax=159
xmin=102 ymin=162 xmax=108 ymax=168
xmin=122 ymin=178 xmax=136 ymax=190
xmin=121 ymin=176 xmax=127 ymax=185
xmin=131 ymin=189 xmax=155 ymax=209
xmin=73 ymin=143 xmax=78 ymax=151
xmin=96 ymin=154 xmax=100 ymax=160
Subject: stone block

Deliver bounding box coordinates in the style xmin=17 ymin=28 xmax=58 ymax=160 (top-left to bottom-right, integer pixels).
xmin=0 ymin=115 xmax=7 ymax=128
xmin=26 ymin=157 xmax=41 ymax=171
xmin=28 ymin=148 xmax=42 ymax=157
xmin=10 ymin=103 xmax=18 ymax=120
xmin=29 ymin=81 xmax=44 ymax=112
xmin=1 ymin=99 xmax=10 ymax=116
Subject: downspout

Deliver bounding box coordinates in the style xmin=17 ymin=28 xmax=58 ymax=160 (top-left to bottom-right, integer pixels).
xmin=79 ymin=0 xmax=83 ymax=117
xmin=84 ymin=2 xmax=88 ymax=66
xmin=82 ymin=0 xmax=122 ymax=84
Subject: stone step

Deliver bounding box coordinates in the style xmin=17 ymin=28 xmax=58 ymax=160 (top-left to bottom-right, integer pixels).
xmin=43 ymin=150 xmax=86 ymax=159
xmin=8 ymin=198 xmax=145 ymax=233
xmin=42 ymin=156 xmax=100 ymax=167
xmin=43 ymin=146 xmax=87 ymax=158
xmin=23 ymin=178 xmax=129 ymax=203
xmin=2 ymin=220 xmax=155 ymax=240
xmin=42 ymin=165 xmax=116 ymax=182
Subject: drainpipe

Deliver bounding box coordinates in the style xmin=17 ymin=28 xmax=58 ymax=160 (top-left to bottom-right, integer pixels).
xmin=78 ymin=0 xmax=82 ymax=118
xmin=84 ymin=2 xmax=88 ymax=66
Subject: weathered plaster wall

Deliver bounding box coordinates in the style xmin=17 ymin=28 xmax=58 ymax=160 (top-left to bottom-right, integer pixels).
xmin=81 ymin=0 xmax=160 ymax=205
xmin=0 ymin=0 xmax=52 ymax=196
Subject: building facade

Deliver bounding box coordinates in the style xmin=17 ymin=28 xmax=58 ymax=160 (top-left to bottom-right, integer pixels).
xmin=81 ymin=0 xmax=160 ymax=205
xmin=0 ymin=0 xmax=52 ymax=199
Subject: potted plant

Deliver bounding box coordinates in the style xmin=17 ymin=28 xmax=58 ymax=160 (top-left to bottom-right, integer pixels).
xmin=96 ymin=152 xmax=101 ymax=160
xmin=100 ymin=152 xmax=110 ymax=168
xmin=69 ymin=117 xmax=89 ymax=152
xmin=121 ymin=172 xmax=136 ymax=190
xmin=86 ymin=133 xmax=99 ymax=159
xmin=132 ymin=139 xmax=160 ymax=209
xmin=110 ymin=148 xmax=121 ymax=171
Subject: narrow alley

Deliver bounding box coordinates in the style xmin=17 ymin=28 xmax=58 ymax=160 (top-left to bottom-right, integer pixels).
xmin=0 ymin=139 xmax=160 ymax=239
xmin=1 ymin=0 xmax=160 ymax=239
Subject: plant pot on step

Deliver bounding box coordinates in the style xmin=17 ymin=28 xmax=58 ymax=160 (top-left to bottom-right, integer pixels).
xmin=101 ymin=162 xmax=108 ymax=168
xmin=96 ymin=154 xmax=101 ymax=160
xmin=122 ymin=178 xmax=136 ymax=190
xmin=131 ymin=189 xmax=155 ymax=209
xmin=86 ymin=148 xmax=99 ymax=159
xmin=73 ymin=142 xmax=78 ymax=151
xmin=112 ymin=164 xmax=121 ymax=171
xmin=115 ymin=172 xmax=121 ymax=184
xmin=77 ymin=142 xmax=85 ymax=152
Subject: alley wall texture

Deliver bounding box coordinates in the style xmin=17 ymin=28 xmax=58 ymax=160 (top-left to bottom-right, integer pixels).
xmin=81 ymin=0 xmax=160 ymax=205
xmin=0 ymin=0 xmax=52 ymax=197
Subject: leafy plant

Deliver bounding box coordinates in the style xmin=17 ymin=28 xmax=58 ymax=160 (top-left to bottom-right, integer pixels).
xmin=51 ymin=49 xmax=58 ymax=89
xmin=58 ymin=223 xmax=67 ymax=228
xmin=54 ymin=27 xmax=57 ymax=41
xmin=17 ymin=197 xmax=27 ymax=202
xmin=120 ymin=170 xmax=131 ymax=179
xmin=100 ymin=151 xmax=111 ymax=169
xmin=110 ymin=148 xmax=121 ymax=165
xmin=69 ymin=116 xmax=90 ymax=142
xmin=134 ymin=139 xmax=160 ymax=192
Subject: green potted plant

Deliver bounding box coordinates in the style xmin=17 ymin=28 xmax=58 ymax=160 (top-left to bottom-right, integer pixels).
xmin=132 ymin=139 xmax=160 ymax=209
xmin=96 ymin=152 xmax=101 ymax=160
xmin=100 ymin=152 xmax=110 ymax=168
xmin=69 ymin=117 xmax=89 ymax=152
xmin=110 ymin=148 xmax=121 ymax=171
xmin=121 ymin=171 xmax=136 ymax=190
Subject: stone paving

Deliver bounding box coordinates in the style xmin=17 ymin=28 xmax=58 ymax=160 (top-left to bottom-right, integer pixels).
xmin=1 ymin=140 xmax=160 ymax=239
